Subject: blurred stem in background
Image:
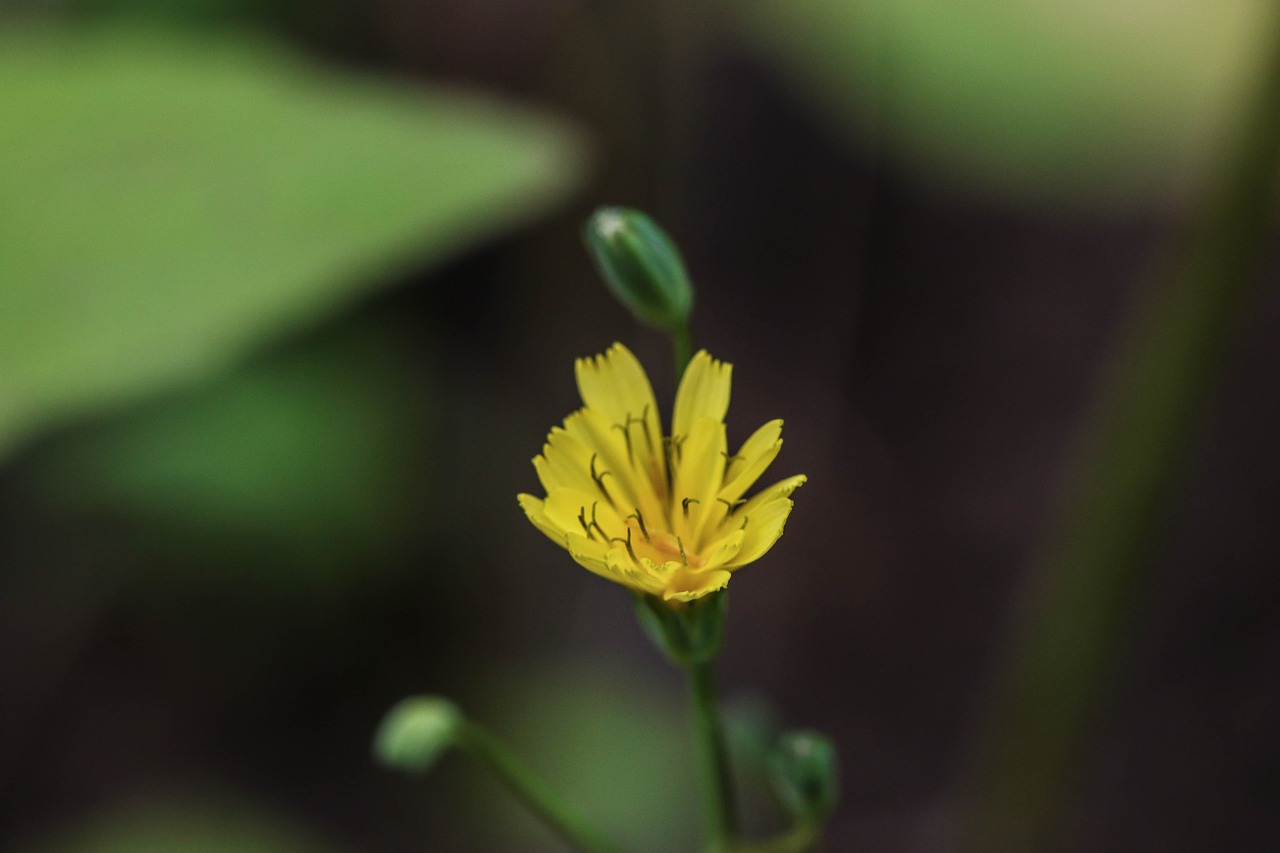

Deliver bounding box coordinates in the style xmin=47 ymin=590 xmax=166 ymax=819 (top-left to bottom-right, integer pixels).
xmin=961 ymin=16 xmax=1280 ymax=853
xmin=376 ymin=697 xmax=618 ymax=853
xmin=458 ymin=719 xmax=620 ymax=853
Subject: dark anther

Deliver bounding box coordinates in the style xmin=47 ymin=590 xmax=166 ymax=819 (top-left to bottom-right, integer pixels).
xmin=627 ymin=509 xmax=651 ymax=542
xmin=611 ymin=422 xmax=635 ymax=464
xmin=589 ymin=453 xmax=614 ymax=496
xmin=639 ymin=405 xmax=655 ymax=455
xmin=610 ymin=528 xmax=639 ymax=562
xmin=589 ymin=500 xmax=609 ymax=541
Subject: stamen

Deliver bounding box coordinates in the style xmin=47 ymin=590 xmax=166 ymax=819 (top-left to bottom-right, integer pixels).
xmin=589 ymin=453 xmax=614 ymax=497
xmin=609 ymin=528 xmax=639 ymax=562
xmin=716 ymin=497 xmax=747 ymax=512
xmin=589 ymin=500 xmax=609 ymax=541
xmin=627 ymin=508 xmax=651 ymax=542
xmin=611 ymin=422 xmax=634 ymax=465
xmin=720 ymin=450 xmax=745 ymax=475
xmin=639 ymin=404 xmax=655 ymax=456
xmin=682 ymin=497 xmax=700 ymax=519
xmin=578 ymin=507 xmax=596 ymax=540
xmin=666 ymin=435 xmax=685 ymax=466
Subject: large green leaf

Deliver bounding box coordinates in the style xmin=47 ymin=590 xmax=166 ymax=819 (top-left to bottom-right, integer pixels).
xmin=0 ymin=25 xmax=585 ymax=461
xmin=734 ymin=0 xmax=1276 ymax=209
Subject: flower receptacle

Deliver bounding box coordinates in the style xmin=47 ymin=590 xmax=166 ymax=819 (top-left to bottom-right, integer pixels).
xmin=633 ymin=590 xmax=727 ymax=667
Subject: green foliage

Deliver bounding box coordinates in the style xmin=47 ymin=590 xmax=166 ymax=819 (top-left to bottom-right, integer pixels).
xmin=31 ymin=327 xmax=430 ymax=597
xmin=734 ymin=0 xmax=1276 ymax=208
xmin=961 ymin=16 xmax=1280 ymax=849
xmin=0 ymin=25 xmax=585 ymax=462
xmin=18 ymin=798 xmax=341 ymax=853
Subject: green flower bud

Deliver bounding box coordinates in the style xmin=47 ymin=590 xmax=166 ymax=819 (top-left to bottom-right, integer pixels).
xmin=583 ymin=207 xmax=694 ymax=331
xmin=373 ymin=696 xmax=463 ymax=775
xmin=633 ymin=590 xmax=726 ymax=667
xmin=769 ymin=730 xmax=840 ymax=823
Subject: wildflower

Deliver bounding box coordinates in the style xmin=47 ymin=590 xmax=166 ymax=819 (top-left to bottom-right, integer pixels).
xmin=518 ymin=343 xmax=805 ymax=602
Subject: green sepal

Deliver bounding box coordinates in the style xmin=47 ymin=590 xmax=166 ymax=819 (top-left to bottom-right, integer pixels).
xmin=633 ymin=590 xmax=727 ymax=667
xmin=583 ymin=207 xmax=694 ymax=331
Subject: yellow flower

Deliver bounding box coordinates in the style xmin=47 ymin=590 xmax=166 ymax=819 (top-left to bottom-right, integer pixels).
xmin=518 ymin=343 xmax=805 ymax=602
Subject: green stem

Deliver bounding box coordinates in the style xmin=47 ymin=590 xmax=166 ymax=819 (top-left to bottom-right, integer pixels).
xmin=688 ymin=660 xmax=737 ymax=851
xmin=673 ymin=322 xmax=694 ymax=380
xmin=457 ymin=719 xmax=619 ymax=853
xmin=961 ymin=15 xmax=1280 ymax=853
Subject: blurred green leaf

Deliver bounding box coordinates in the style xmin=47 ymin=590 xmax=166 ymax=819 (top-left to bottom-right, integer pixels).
xmin=0 ymin=25 xmax=585 ymax=461
xmin=961 ymin=13 xmax=1280 ymax=850
xmin=18 ymin=797 xmax=341 ymax=853
xmin=734 ymin=0 xmax=1276 ymax=208
xmin=32 ymin=327 xmax=430 ymax=596
xmin=59 ymin=0 xmax=268 ymax=25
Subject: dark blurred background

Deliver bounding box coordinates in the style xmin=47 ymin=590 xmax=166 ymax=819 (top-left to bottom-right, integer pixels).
xmin=2 ymin=1 xmax=1278 ymax=851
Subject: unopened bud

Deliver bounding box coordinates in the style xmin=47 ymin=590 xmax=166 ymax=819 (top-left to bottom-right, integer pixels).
xmin=769 ymin=730 xmax=839 ymax=822
xmin=373 ymin=696 xmax=463 ymax=775
xmin=584 ymin=207 xmax=694 ymax=331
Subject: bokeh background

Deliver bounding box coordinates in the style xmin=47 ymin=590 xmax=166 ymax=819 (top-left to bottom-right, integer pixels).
xmin=3 ymin=1 xmax=1278 ymax=851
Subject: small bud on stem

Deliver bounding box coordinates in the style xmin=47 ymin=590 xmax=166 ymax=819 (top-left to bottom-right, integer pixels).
xmin=584 ymin=207 xmax=694 ymax=334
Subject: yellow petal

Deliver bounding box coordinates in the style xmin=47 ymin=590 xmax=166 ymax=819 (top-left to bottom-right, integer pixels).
xmin=719 ymin=419 xmax=783 ymax=504
xmin=606 ymin=548 xmax=665 ymax=595
xmin=517 ymin=494 xmax=568 ymax=545
xmin=575 ymin=343 xmax=661 ymax=429
xmin=702 ymin=529 xmax=745 ymax=568
xmin=566 ymin=530 xmax=609 ymax=564
xmin=724 ymin=497 xmax=796 ymax=569
xmin=672 ymin=350 xmax=732 ymax=439
xmin=543 ymin=487 xmax=628 ymax=543
xmin=566 ymin=534 xmax=620 ymax=582
xmin=561 ymin=408 xmax=659 ymax=519
xmin=663 ymin=567 xmax=732 ymax=601
xmin=739 ymin=474 xmax=807 ymax=519
xmin=640 ymin=557 xmax=677 ymax=579
xmin=533 ymin=427 xmax=597 ymax=494
xmin=671 ymin=417 xmax=727 ymax=544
